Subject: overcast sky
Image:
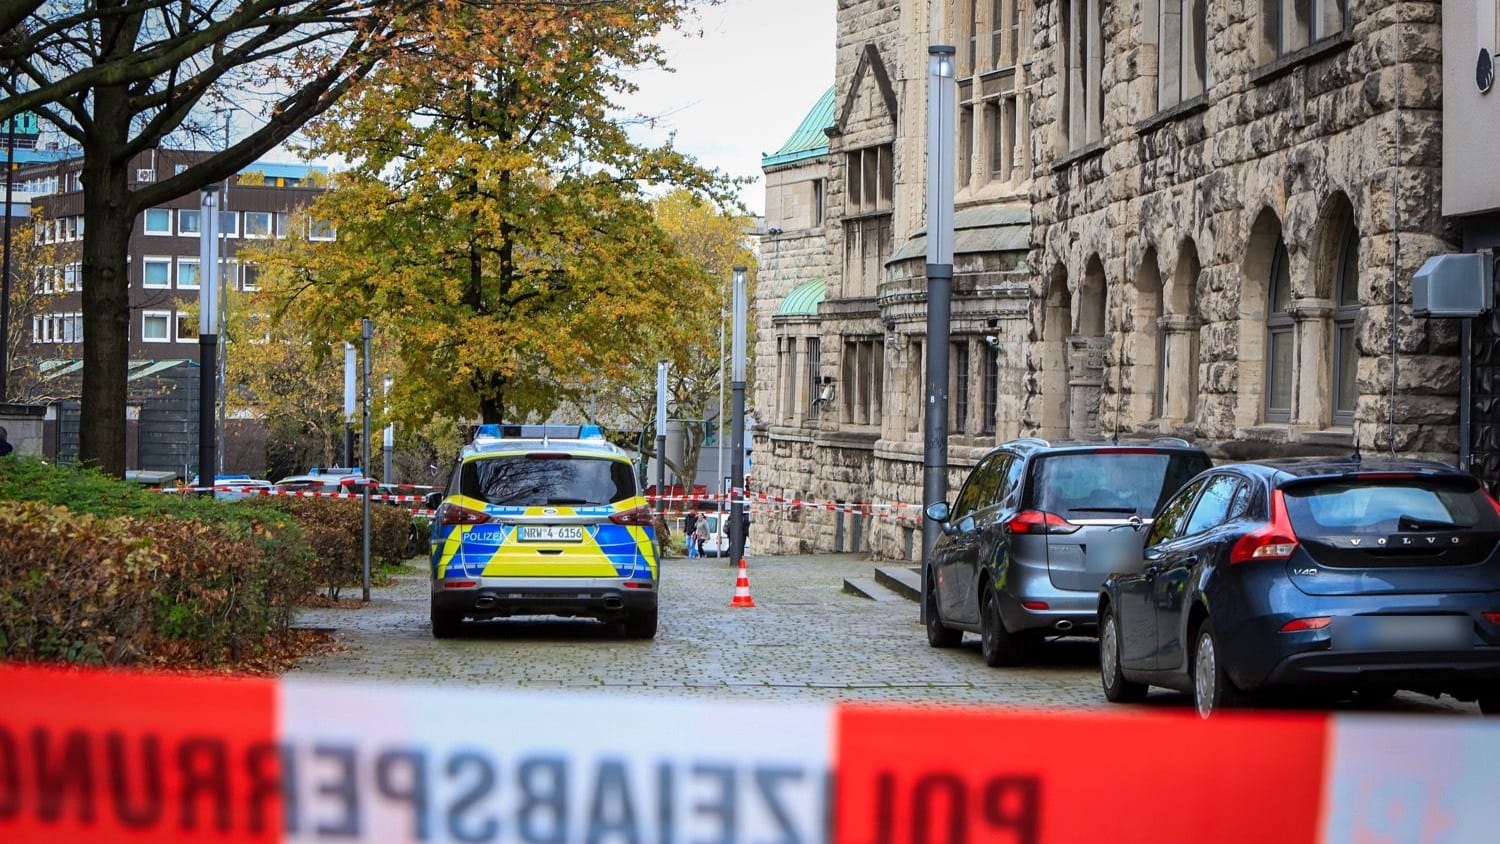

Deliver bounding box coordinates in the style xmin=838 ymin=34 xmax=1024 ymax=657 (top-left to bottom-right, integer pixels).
xmin=621 ymin=0 xmax=836 ymax=217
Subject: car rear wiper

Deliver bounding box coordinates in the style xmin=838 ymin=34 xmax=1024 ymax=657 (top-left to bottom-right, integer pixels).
xmin=547 ymin=497 xmax=592 ymax=505
xmin=1397 ymin=514 xmax=1469 ymax=532
xmin=1068 ymin=507 xmax=1138 ymax=514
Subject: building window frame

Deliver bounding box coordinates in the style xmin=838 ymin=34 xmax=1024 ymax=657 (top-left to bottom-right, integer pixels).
xmin=142 ymin=310 xmax=172 ymax=343
xmin=1159 ymin=0 xmax=1209 ymax=110
xmin=1262 ymin=0 xmax=1347 ymax=61
xmin=243 ymin=210 xmax=273 ymax=239
xmin=805 ymin=337 xmax=822 ymax=421
xmin=1264 ymin=240 xmax=1294 ymax=424
xmin=1332 ymin=222 xmax=1359 ymax=427
xmin=143 ymin=208 xmax=173 ymax=236
xmin=982 ymin=343 xmax=999 ymax=435
xmin=176 ymin=257 xmax=201 ymax=290
xmin=178 ymin=208 xmax=202 ymax=236
xmin=142 ymin=256 xmax=173 ymax=290
xmin=952 ymin=340 xmax=971 ymax=434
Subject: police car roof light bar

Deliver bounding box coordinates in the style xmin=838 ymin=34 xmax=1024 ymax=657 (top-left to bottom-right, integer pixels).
xmin=473 ymin=424 xmax=606 ymax=444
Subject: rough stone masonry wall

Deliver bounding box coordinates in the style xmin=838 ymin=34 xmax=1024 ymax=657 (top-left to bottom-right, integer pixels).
xmin=749 ymin=0 xmax=905 ymax=559
xmin=1028 ymin=0 xmax=1458 ymax=460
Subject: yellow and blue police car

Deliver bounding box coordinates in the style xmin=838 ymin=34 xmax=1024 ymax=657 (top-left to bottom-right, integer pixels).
xmin=428 ymin=424 xmax=660 ymax=639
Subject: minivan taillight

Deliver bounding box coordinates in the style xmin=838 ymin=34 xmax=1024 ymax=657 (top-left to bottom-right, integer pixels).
xmin=440 ymin=504 xmax=490 ymax=526
xmin=1007 ymin=510 xmax=1080 ymax=535
xmin=1230 ymin=490 xmax=1298 ymax=564
xmin=610 ymin=506 xmax=656 ymax=527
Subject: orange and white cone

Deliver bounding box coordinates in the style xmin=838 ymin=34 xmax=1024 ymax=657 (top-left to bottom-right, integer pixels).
xmin=729 ymin=558 xmax=757 ymax=608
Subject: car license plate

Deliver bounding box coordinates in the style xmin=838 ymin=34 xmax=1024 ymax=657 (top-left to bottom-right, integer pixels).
xmin=518 ymin=525 xmax=584 ymax=543
xmin=1331 ymin=616 xmax=1472 ymax=651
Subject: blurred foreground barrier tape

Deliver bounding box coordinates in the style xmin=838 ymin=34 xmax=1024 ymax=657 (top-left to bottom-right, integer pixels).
xmin=0 ymin=665 xmax=833 ymax=844
xmin=5 ymin=665 xmax=1500 ymax=843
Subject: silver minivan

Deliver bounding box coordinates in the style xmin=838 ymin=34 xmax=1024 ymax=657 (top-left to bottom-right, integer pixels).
xmin=924 ymin=438 xmax=1210 ymax=666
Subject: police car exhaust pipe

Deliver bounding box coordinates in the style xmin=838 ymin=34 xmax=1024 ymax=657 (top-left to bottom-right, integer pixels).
xmin=604 ymin=598 xmax=624 ymax=611
xmin=1055 ymin=620 xmax=1074 ymax=632
xmin=474 ymin=596 xmax=496 ymax=610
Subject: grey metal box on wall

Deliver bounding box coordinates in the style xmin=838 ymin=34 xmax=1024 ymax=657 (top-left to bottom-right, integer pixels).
xmin=1413 ymin=253 xmax=1494 ymax=317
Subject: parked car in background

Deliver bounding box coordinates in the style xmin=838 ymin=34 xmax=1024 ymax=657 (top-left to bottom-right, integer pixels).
xmin=924 ymin=438 xmax=1210 ymax=665
xmin=1097 ymin=458 xmax=1500 ymax=717
xmin=698 ymin=513 xmax=731 ymax=557
xmin=188 ymin=474 xmax=272 ymax=501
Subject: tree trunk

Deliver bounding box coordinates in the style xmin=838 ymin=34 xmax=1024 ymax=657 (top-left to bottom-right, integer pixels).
xmin=78 ymin=92 xmax=133 ymax=475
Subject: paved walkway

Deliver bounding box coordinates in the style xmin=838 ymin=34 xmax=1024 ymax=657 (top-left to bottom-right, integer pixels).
xmin=292 ymin=552 xmax=1477 ymax=714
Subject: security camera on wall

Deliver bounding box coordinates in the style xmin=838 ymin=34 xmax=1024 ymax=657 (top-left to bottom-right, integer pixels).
xmin=985 ymin=335 xmax=1001 ymax=349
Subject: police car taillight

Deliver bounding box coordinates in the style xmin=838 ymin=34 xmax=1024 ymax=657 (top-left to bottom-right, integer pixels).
xmin=440 ymin=504 xmax=490 ymax=526
xmin=610 ymin=506 xmax=656 ymax=527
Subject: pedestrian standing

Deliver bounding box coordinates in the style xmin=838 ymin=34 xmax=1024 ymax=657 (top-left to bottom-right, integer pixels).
xmin=693 ymin=516 xmax=709 ymax=558
xmin=684 ymin=511 xmax=699 ymax=558
xmin=0 ymin=427 xmax=13 ymax=457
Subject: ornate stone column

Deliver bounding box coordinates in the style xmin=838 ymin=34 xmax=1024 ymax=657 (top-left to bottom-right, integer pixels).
xmin=1157 ymin=314 xmax=1202 ymax=425
xmin=1290 ymin=298 xmax=1335 ymax=431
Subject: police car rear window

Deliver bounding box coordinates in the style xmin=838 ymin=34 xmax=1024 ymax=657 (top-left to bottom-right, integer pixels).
xmin=460 ymin=456 xmax=638 ymax=506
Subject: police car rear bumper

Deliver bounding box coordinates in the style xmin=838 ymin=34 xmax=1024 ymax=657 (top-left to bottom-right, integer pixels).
xmin=434 ymin=576 xmax=656 ymax=619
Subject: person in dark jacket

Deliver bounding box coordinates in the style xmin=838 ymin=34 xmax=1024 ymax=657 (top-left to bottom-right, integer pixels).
xmin=0 ymin=427 xmax=13 ymax=457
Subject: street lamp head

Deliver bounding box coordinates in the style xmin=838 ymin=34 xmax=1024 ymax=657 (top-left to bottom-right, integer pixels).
xmin=929 ymin=45 xmax=956 ymax=79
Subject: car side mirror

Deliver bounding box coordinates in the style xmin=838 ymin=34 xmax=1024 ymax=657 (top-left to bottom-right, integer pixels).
xmin=423 ymin=491 xmax=444 ymax=510
xmin=925 ymin=502 xmax=952 ymax=523
xmin=1143 ymin=545 xmax=1166 ymax=562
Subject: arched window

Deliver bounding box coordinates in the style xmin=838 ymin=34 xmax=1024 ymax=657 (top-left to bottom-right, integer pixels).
xmin=1265 ymin=240 xmax=1293 ymax=424
xmin=1332 ymin=222 xmax=1359 ymax=426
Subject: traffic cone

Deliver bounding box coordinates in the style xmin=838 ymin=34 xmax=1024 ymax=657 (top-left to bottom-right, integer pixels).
xmin=729 ymin=558 xmax=757 ymax=608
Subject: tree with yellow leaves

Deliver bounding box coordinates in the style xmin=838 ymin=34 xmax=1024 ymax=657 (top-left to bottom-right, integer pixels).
xmin=253 ymin=1 xmax=733 ymax=434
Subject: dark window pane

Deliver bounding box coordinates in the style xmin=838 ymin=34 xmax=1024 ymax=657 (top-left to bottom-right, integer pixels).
xmin=1027 ymin=452 xmax=1211 ymax=518
xmin=1268 ymin=328 xmax=1294 ymax=413
xmin=1336 ymin=325 xmax=1357 ymax=415
xmin=1284 ymin=478 xmax=1500 ymax=537
xmin=1183 ymin=476 xmax=1241 ymax=536
xmin=1147 ymin=478 xmax=1207 ymax=546
xmin=461 ymin=457 xmax=637 ymax=506
xmin=1270 ymin=241 xmax=1292 ymax=313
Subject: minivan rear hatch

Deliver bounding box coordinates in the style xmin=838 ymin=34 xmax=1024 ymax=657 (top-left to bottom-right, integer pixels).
xmin=1029 ymin=449 xmax=1210 ymax=591
xmin=457 ymin=453 xmax=646 ymax=578
xmin=1282 ymin=473 xmax=1500 ymax=596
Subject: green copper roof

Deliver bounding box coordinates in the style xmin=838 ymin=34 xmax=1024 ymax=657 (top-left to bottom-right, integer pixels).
xmin=775 ymin=277 xmax=826 ymax=317
xmin=762 ymin=87 xmax=835 ymax=169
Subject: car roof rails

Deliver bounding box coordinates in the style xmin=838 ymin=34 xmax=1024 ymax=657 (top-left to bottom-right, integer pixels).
xmin=1010 ymin=437 xmax=1051 ymax=449
xmin=1149 ymin=437 xmax=1193 ymax=448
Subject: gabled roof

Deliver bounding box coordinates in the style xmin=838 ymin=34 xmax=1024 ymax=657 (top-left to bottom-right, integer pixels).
xmin=762 ymin=87 xmax=835 ymax=169
xmin=775 ymin=277 xmax=826 ymax=317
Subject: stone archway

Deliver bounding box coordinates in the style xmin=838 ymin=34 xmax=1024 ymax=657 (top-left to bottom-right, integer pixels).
xmin=1035 ymin=264 xmax=1072 ymax=439
xmin=1069 ymin=255 xmax=1108 ymax=437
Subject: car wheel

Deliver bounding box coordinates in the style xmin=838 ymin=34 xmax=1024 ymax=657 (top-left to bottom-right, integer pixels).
xmin=979 ymin=587 xmax=1028 ymax=667
xmin=1100 ymin=605 xmax=1147 ymax=703
xmin=624 ymin=604 xmax=659 ymax=640
xmin=925 ymin=575 xmax=963 ymax=649
xmin=431 ymin=604 xmax=462 ymax=639
xmin=1192 ymin=621 xmax=1242 ymax=718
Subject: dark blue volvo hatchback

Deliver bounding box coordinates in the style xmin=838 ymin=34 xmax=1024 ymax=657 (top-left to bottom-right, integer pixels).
xmin=1098 ymin=458 xmax=1500 ymax=717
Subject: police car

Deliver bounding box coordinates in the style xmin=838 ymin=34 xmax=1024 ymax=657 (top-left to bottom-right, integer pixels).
xmin=428 ymin=424 xmax=659 ymax=639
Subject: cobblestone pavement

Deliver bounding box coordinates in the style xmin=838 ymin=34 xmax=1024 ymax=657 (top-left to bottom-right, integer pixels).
xmin=293 ymin=553 xmax=1479 ymax=715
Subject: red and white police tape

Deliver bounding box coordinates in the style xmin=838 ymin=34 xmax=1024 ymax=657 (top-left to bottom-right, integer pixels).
xmin=1 ymin=663 xmax=1491 ymax=843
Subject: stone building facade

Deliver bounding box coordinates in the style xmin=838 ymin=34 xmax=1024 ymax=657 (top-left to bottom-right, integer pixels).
xmin=754 ymin=1 xmax=1038 ymax=559
xmin=1030 ymin=0 xmax=1453 ymax=459
xmin=752 ymin=0 xmax=1457 ymax=560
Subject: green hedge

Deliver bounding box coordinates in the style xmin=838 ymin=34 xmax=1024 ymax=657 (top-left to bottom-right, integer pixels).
xmin=0 ymin=458 xmax=408 ymax=668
